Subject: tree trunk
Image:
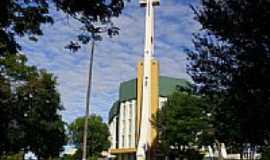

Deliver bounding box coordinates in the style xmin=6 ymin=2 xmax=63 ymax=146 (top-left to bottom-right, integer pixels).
xmin=82 ymin=40 xmax=95 ymax=160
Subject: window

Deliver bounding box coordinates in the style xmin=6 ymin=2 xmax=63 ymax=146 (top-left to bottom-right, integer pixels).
xmin=122 ymin=135 xmax=125 ymax=147
xmin=129 ymin=119 xmax=132 ymax=134
xmin=122 ymin=123 xmax=125 ymax=134
xmin=129 ymin=103 xmax=132 ymax=119
xmin=129 ymin=119 xmax=132 ymax=133
xmin=122 ymin=104 xmax=125 ymax=119
xmin=129 ymin=135 xmax=132 ymax=147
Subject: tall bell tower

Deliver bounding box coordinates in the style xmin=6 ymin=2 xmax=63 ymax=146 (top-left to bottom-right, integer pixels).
xmin=136 ymin=0 xmax=160 ymax=160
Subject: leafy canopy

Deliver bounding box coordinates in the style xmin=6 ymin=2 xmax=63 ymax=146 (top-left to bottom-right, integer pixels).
xmin=187 ymin=0 xmax=270 ymax=148
xmin=154 ymin=91 xmax=213 ymax=159
xmin=0 ymin=67 xmax=67 ymax=158
xmin=69 ymin=115 xmax=111 ymax=159
xmin=16 ymin=70 xmax=66 ymax=159
xmin=0 ymin=0 xmax=126 ymax=157
xmin=0 ymin=0 xmax=126 ymax=53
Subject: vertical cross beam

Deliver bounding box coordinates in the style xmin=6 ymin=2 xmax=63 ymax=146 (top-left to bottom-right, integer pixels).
xmin=136 ymin=0 xmax=160 ymax=160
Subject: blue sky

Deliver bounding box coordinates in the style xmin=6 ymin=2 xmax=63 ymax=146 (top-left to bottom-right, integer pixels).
xmin=19 ymin=0 xmax=200 ymax=123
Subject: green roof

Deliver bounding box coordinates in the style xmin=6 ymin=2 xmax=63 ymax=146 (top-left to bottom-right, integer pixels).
xmin=159 ymin=76 xmax=192 ymax=97
xmin=119 ymin=76 xmax=191 ymax=101
xmin=108 ymin=101 xmax=120 ymax=123
xmin=119 ymin=79 xmax=137 ymax=102
xmin=108 ymin=76 xmax=191 ymax=122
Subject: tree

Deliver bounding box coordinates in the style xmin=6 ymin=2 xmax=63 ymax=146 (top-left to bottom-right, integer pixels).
xmin=0 ymin=2 xmax=63 ymax=155
xmin=0 ymin=0 xmax=126 ymax=157
xmin=0 ymin=64 xmax=67 ymax=159
xmin=262 ymin=146 xmax=270 ymax=160
xmin=0 ymin=0 xmax=126 ymax=88
xmin=0 ymin=0 xmax=55 ymax=55
xmin=15 ymin=70 xmax=66 ymax=159
xmin=0 ymin=54 xmax=38 ymax=156
xmin=0 ymin=75 xmax=21 ymax=156
xmin=69 ymin=115 xmax=111 ymax=159
xmin=154 ymin=91 xmax=213 ymax=160
xmin=55 ymin=1 xmax=126 ymax=158
xmin=0 ymin=0 xmax=126 ymax=53
xmin=187 ymin=0 xmax=270 ymax=155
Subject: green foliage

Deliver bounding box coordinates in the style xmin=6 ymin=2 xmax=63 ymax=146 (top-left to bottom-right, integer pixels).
xmin=0 ymin=53 xmax=37 ymax=156
xmin=262 ymin=146 xmax=270 ymax=160
xmin=0 ymin=0 xmax=126 ymax=53
xmin=87 ymin=155 xmax=98 ymax=160
xmin=0 ymin=36 xmax=67 ymax=158
xmin=69 ymin=115 xmax=111 ymax=159
xmin=0 ymin=66 xmax=67 ymax=158
xmin=0 ymin=75 xmax=15 ymax=154
xmin=1 ymin=4 xmax=63 ymax=155
xmin=154 ymin=91 xmax=213 ymax=159
xmin=0 ymin=0 xmax=53 ymax=54
xmin=1 ymin=0 xmax=126 ymax=158
xmin=16 ymin=71 xmax=67 ymax=159
xmin=58 ymin=154 xmax=76 ymax=160
xmin=0 ymin=152 xmax=23 ymax=160
xmin=187 ymin=0 xmax=270 ymax=149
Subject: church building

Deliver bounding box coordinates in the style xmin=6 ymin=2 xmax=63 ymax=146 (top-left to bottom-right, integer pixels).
xmin=108 ymin=0 xmax=191 ymax=159
xmin=108 ymin=75 xmax=191 ymax=160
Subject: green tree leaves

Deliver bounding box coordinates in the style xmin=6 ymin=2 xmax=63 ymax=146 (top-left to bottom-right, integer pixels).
xmin=187 ymin=0 xmax=270 ymax=155
xmin=0 ymin=0 xmax=126 ymax=54
xmin=0 ymin=0 xmax=53 ymax=53
xmin=0 ymin=68 xmax=67 ymax=159
xmin=16 ymin=71 xmax=66 ymax=159
xmin=1 ymin=0 xmax=127 ymax=156
xmin=154 ymin=91 xmax=213 ymax=159
xmin=1 ymin=0 xmax=127 ymax=158
xmin=69 ymin=115 xmax=111 ymax=159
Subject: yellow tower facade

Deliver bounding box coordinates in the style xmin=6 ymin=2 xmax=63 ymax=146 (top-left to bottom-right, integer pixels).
xmin=136 ymin=59 xmax=159 ymax=158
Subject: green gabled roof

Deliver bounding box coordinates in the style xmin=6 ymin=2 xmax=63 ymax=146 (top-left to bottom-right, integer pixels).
xmin=108 ymin=76 xmax=191 ymax=122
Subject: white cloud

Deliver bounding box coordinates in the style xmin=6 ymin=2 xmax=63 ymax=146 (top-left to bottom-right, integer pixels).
xmin=19 ymin=0 xmax=200 ymax=123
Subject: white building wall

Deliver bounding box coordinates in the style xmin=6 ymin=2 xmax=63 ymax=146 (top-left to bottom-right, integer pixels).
xmin=112 ymin=118 xmax=117 ymax=148
xmin=117 ymin=99 xmax=137 ymax=149
xmin=109 ymin=118 xmax=117 ymax=149
xmin=114 ymin=97 xmax=167 ymax=150
xmin=131 ymin=100 xmax=136 ymax=148
xmin=119 ymin=102 xmax=125 ymax=148
xmin=159 ymin=97 xmax=167 ymax=109
xmin=124 ymin=101 xmax=129 ymax=148
xmin=109 ymin=121 xmax=113 ymax=148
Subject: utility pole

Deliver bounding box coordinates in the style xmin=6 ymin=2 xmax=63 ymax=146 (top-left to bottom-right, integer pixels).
xmin=136 ymin=0 xmax=159 ymax=160
xmin=82 ymin=40 xmax=95 ymax=160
